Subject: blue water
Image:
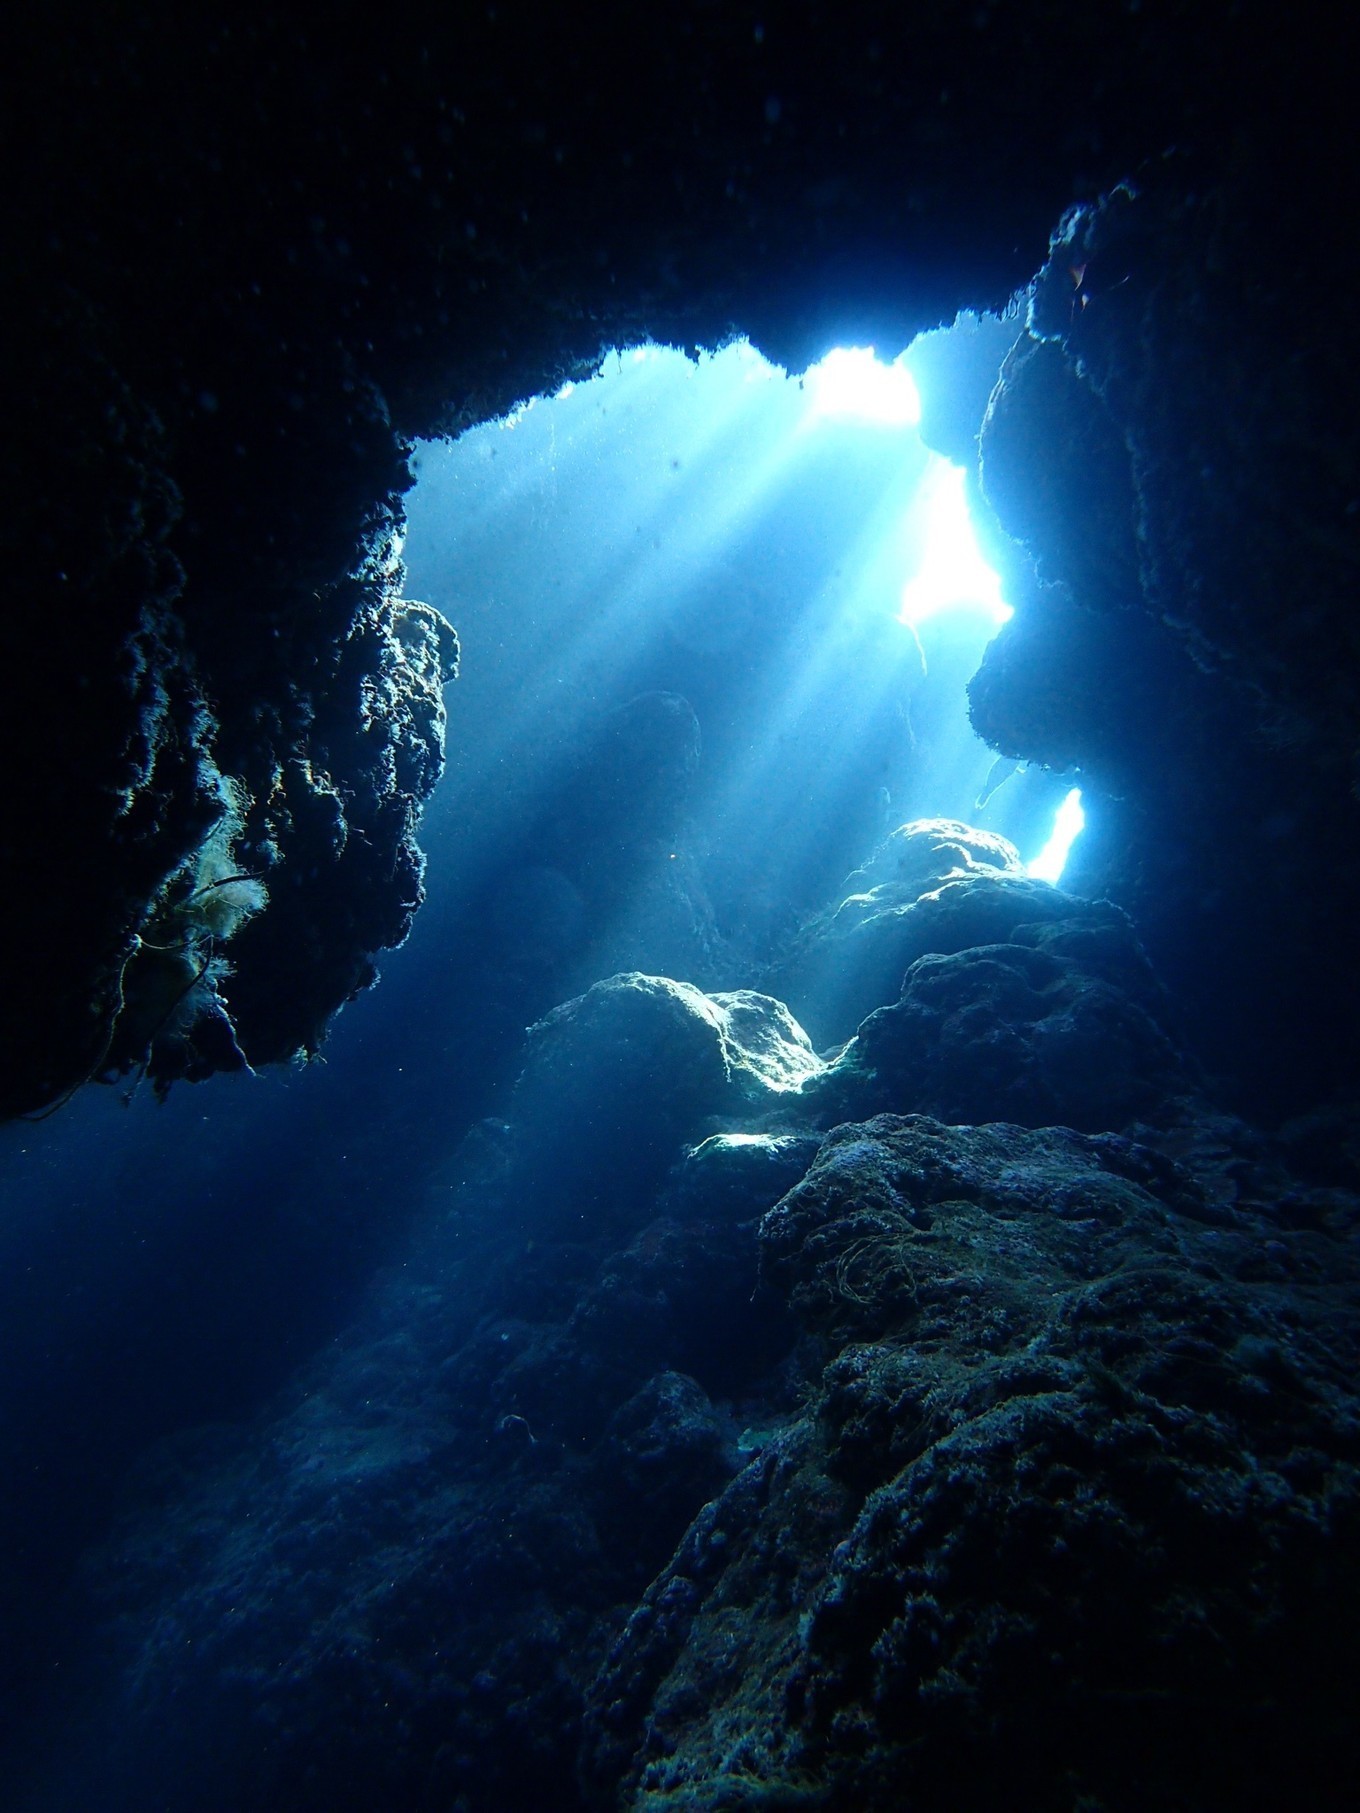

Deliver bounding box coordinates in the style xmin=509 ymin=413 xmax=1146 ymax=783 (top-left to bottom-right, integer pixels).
xmin=0 ymin=336 xmax=1079 ymax=1806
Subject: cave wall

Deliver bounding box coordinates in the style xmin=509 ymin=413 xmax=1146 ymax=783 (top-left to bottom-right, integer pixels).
xmin=969 ymin=171 xmax=1360 ymax=1119
xmin=3 ymin=1 xmax=1356 ymax=1120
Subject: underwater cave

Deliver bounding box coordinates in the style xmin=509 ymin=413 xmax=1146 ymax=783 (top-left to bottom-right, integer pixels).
xmin=3 ymin=6 xmax=1360 ymax=1810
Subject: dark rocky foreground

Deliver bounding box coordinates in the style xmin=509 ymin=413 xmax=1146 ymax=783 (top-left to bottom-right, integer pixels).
xmin=72 ymin=832 xmax=1360 ymax=1811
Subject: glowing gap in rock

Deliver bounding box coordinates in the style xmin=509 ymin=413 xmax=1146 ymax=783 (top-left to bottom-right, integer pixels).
xmin=899 ymin=459 xmax=1012 ymax=631
xmin=806 ymin=346 xmax=922 ymax=427
xmin=1027 ymin=788 xmax=1086 ymax=884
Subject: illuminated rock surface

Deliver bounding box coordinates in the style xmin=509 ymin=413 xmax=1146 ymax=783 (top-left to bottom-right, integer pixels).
xmin=773 ymin=818 xmax=1159 ymax=1047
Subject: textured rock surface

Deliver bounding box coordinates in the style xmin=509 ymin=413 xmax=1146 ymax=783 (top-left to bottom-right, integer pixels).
xmin=967 ymin=173 xmax=1360 ymax=1117
xmin=783 ymin=838 xmax=1191 ymax=1138
xmin=511 ymin=972 xmax=824 ymax=1212
xmin=773 ymin=818 xmax=1150 ymax=1047
xmin=583 ymin=1115 xmax=1360 ymax=1811
xmin=661 ymin=1133 xmax=826 ymax=1226
xmin=34 ymin=868 xmax=1357 ymax=1813
xmin=814 ymin=937 xmax=1187 ymax=1134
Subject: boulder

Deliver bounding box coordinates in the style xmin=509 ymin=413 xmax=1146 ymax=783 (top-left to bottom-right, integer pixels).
xmin=661 ymin=1132 xmax=825 ymax=1224
xmin=509 ymin=973 xmax=823 ymax=1211
xmin=773 ymin=819 xmax=1121 ymax=1045
xmin=812 ymin=936 xmax=1188 ymax=1135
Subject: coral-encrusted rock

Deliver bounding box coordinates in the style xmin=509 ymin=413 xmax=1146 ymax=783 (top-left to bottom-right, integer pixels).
xmin=969 ymin=174 xmax=1360 ymax=1120
xmin=581 ymin=1113 xmax=1360 ymax=1811
xmin=760 ymin=1114 xmax=1221 ymax=1341
xmin=587 ymin=1371 xmax=737 ymax=1583
xmin=661 ymin=1131 xmax=825 ymax=1224
xmin=812 ymin=932 xmax=1187 ymax=1135
xmin=783 ymin=823 xmax=1153 ymax=1051
xmin=772 ymin=819 xmax=1124 ymax=1045
xmin=223 ymin=595 xmax=459 ymax=1066
xmin=511 ymin=973 xmax=823 ymax=1210
xmin=843 ymin=818 xmax=1025 ymax=894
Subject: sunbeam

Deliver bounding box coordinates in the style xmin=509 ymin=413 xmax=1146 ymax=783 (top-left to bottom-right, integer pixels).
xmin=404 ymin=335 xmax=1065 ymax=988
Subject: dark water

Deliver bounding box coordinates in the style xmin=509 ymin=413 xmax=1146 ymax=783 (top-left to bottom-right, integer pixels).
xmin=1 ymin=336 xmax=1081 ymax=1808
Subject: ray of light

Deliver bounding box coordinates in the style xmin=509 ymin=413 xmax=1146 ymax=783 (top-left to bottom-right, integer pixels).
xmin=899 ymin=457 xmax=1012 ymax=631
xmin=1027 ymin=788 xmax=1086 ymax=883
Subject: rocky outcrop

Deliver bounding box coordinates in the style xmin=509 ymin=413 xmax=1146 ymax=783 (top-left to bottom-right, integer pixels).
xmin=59 ymin=860 xmax=1360 ymax=1811
xmin=813 ymin=932 xmax=1187 ymax=1135
xmin=583 ymin=1114 xmax=1360 ymax=1811
xmin=510 ymin=972 xmax=824 ymax=1213
xmin=77 ymin=999 xmax=816 ymax=1812
xmin=769 ymin=816 xmax=1190 ymax=1135
xmin=967 ymin=174 xmax=1360 ymax=1119
xmin=772 ymin=818 xmax=1156 ymax=1048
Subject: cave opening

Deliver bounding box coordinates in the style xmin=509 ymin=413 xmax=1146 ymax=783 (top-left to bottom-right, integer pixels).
xmin=399 ymin=324 xmax=1085 ymax=1069
xmin=0 ymin=320 xmax=1101 ymax=1686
